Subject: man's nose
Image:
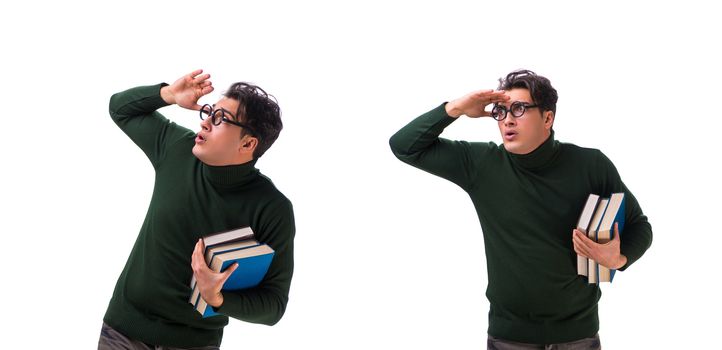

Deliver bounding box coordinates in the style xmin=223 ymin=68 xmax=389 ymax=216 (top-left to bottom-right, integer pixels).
xmin=200 ymin=116 xmax=212 ymax=130
xmin=503 ymin=112 xmax=517 ymax=126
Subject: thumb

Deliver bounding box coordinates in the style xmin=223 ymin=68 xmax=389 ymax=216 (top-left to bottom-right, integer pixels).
xmin=612 ymin=222 xmax=620 ymax=241
xmin=221 ymin=263 xmax=239 ymax=282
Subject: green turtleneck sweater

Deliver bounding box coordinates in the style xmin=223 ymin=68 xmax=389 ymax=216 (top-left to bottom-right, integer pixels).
xmin=103 ymin=84 xmax=295 ymax=348
xmin=389 ymin=103 xmax=652 ymax=344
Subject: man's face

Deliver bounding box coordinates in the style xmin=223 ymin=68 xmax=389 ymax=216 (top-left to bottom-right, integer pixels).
xmin=192 ymin=97 xmax=250 ymax=166
xmin=496 ymin=88 xmax=553 ymax=155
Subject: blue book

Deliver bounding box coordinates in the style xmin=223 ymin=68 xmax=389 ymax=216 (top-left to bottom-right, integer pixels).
xmin=189 ymin=239 xmax=261 ymax=290
xmin=597 ymin=193 xmax=625 ymax=283
xmin=189 ymin=227 xmax=256 ymax=289
xmin=191 ymin=244 xmax=275 ymax=318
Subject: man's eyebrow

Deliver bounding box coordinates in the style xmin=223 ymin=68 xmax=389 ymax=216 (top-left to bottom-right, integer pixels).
xmin=222 ymin=108 xmax=237 ymax=120
xmin=496 ymin=100 xmax=530 ymax=107
xmin=211 ymin=104 xmax=237 ymax=118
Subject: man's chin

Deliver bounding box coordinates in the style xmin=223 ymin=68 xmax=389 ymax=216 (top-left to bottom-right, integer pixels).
xmin=503 ymin=141 xmax=531 ymax=155
xmin=503 ymin=140 xmax=518 ymax=153
xmin=191 ymin=146 xmax=204 ymax=161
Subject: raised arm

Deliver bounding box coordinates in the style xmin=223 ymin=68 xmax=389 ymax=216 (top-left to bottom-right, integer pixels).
xmin=389 ymin=90 xmax=508 ymax=190
xmin=108 ymin=69 xmax=214 ymax=167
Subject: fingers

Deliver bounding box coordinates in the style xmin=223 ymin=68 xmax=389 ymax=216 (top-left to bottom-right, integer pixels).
xmin=573 ymin=239 xmax=590 ymax=258
xmin=183 ymin=69 xmax=203 ymax=83
xmin=191 ymin=239 xmax=207 ymax=272
xmin=472 ymin=89 xmax=510 ymax=103
xmin=183 ymin=69 xmax=211 ymax=87
xmin=188 ymin=69 xmax=204 ymax=77
xmin=193 ymin=73 xmax=211 ymax=84
xmin=574 ymin=246 xmax=590 ymax=259
xmin=201 ymin=81 xmax=214 ymax=96
xmin=572 ymin=230 xmax=593 ymax=258
xmin=573 ymin=229 xmax=592 ymax=246
xmin=451 ymin=89 xmax=510 ymax=118
xmin=471 ymin=89 xmax=494 ymax=96
xmin=572 ymin=234 xmax=588 ymax=257
xmin=612 ymin=222 xmax=620 ymax=241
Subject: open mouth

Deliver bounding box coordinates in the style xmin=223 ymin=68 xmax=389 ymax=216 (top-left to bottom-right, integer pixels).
xmin=504 ymin=130 xmax=517 ymax=140
xmin=196 ymin=133 xmax=206 ymax=143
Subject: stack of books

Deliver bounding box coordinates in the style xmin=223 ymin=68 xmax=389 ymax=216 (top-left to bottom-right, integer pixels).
xmin=189 ymin=226 xmax=275 ymax=317
xmin=575 ymin=193 xmax=626 ymax=283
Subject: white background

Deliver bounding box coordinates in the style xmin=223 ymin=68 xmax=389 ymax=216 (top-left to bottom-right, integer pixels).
xmin=1 ymin=0 xmax=719 ymax=348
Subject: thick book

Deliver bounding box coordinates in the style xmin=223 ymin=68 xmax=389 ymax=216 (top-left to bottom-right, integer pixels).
xmin=190 ymin=244 xmax=275 ymax=317
xmin=203 ymin=226 xmax=255 ymax=247
xmin=576 ymin=194 xmax=601 ymax=276
xmin=189 ymin=226 xmax=256 ymax=289
xmin=597 ymin=193 xmax=626 ymax=283
xmin=587 ymin=198 xmax=609 ymax=284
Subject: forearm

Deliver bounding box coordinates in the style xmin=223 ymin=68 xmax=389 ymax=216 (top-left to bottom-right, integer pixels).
xmin=594 ymin=152 xmax=653 ymax=271
xmin=615 ymin=183 xmax=653 ymax=270
xmin=618 ymin=215 xmax=652 ymax=270
xmin=215 ymin=202 xmax=296 ymax=325
xmin=389 ymin=103 xmax=456 ymax=160
xmin=217 ymin=284 xmax=290 ymax=325
xmin=389 ymin=103 xmax=484 ymax=190
xmin=108 ymin=83 xmax=192 ymax=167
xmin=216 ymin=245 xmax=293 ymax=325
xmin=109 ymin=83 xmax=170 ymax=122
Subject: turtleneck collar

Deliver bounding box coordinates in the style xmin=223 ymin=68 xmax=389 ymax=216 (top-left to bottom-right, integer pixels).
xmin=202 ymin=159 xmax=259 ymax=189
xmin=505 ymin=130 xmax=560 ymax=171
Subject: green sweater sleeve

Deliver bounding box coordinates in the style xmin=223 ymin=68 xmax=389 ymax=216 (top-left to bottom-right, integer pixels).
xmin=216 ymin=200 xmax=296 ymax=325
xmin=389 ymin=103 xmax=483 ymax=191
xmin=108 ymin=83 xmax=194 ymax=168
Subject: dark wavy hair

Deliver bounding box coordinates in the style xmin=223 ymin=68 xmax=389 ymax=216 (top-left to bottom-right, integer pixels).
xmin=224 ymin=82 xmax=282 ymax=158
xmin=497 ymin=70 xmax=558 ymax=116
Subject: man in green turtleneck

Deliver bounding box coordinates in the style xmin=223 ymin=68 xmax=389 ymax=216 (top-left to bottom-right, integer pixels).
xmin=389 ymin=70 xmax=652 ymax=349
xmin=99 ymin=70 xmax=295 ymax=349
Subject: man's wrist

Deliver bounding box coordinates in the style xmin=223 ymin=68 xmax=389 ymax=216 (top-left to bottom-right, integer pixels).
xmin=207 ymin=292 xmax=224 ymax=308
xmin=444 ymin=101 xmax=463 ymax=118
xmin=160 ymin=85 xmax=176 ymax=105
xmin=615 ymin=254 xmax=628 ymax=269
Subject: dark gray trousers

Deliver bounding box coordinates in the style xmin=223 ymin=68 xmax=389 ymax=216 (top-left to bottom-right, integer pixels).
xmin=487 ymin=334 xmax=601 ymax=350
xmin=98 ymin=322 xmax=220 ymax=350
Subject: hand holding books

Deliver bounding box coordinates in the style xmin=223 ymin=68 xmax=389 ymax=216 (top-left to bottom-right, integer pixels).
xmin=575 ymin=193 xmax=626 ymax=283
xmin=188 ymin=226 xmax=275 ymax=317
xmin=573 ymin=223 xmax=627 ymax=270
xmin=191 ymin=238 xmax=240 ymax=308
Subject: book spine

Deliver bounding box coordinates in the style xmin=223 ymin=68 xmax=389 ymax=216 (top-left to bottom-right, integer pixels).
xmin=576 ymin=194 xmax=600 ymax=277
xmin=610 ymin=195 xmax=626 ymax=282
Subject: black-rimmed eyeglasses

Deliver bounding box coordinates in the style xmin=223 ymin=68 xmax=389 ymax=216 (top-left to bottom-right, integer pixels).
xmin=490 ymin=101 xmax=539 ymax=121
xmin=199 ymin=104 xmax=257 ymax=136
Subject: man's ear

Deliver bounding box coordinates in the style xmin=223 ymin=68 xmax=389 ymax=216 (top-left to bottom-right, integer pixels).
xmin=239 ymin=136 xmax=258 ymax=155
xmin=544 ymin=111 xmax=555 ymax=129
